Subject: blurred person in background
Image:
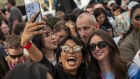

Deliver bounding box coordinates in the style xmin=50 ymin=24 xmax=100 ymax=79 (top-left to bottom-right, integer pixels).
xmin=119 ymin=4 xmax=140 ymax=62
xmin=0 ymin=0 xmax=23 ymax=34
xmin=115 ymin=1 xmax=138 ymax=36
xmin=0 ymin=23 xmax=10 ymax=39
xmin=93 ymin=8 xmax=114 ymax=37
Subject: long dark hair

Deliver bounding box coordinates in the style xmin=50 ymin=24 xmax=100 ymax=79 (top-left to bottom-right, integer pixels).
xmin=93 ymin=8 xmax=112 ymax=27
xmin=86 ymin=30 xmax=128 ymax=79
xmin=118 ymin=4 xmax=140 ymax=45
xmin=32 ymin=25 xmax=52 ymax=54
xmin=4 ymin=62 xmax=53 ymax=79
xmin=0 ymin=53 xmax=9 ymax=79
xmin=55 ymin=35 xmax=88 ymax=78
xmin=93 ymin=8 xmax=114 ymax=36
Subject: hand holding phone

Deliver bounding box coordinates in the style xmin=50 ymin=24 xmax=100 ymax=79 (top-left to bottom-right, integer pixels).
xmin=25 ymin=1 xmax=44 ymax=30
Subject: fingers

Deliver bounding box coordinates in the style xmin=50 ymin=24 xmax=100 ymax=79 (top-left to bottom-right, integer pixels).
xmin=66 ymin=21 xmax=75 ymax=28
xmin=25 ymin=21 xmax=46 ymax=31
xmin=29 ymin=25 xmax=45 ymax=32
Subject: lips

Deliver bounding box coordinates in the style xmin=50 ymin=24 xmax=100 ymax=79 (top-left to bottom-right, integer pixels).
xmin=67 ymin=56 xmax=77 ymax=66
xmin=93 ymin=51 xmax=103 ymax=56
xmin=52 ymin=41 xmax=57 ymax=45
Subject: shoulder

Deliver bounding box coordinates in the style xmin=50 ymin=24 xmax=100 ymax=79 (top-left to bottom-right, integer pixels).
xmin=11 ymin=7 xmax=21 ymax=13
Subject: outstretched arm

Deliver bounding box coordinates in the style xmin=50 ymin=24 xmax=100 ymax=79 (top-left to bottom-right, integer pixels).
xmin=21 ymin=12 xmax=46 ymax=62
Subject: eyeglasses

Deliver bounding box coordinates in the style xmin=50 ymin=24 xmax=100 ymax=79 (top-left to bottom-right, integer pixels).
xmin=42 ymin=32 xmax=57 ymax=39
xmin=8 ymin=53 xmax=23 ymax=59
xmin=61 ymin=45 xmax=83 ymax=53
xmin=135 ymin=15 xmax=140 ymax=21
xmin=88 ymin=41 xmax=107 ymax=51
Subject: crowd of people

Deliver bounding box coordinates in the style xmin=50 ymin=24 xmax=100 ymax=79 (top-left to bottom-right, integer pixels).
xmin=0 ymin=0 xmax=140 ymax=79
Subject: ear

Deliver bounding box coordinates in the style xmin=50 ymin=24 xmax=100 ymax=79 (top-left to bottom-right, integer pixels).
xmin=95 ymin=23 xmax=100 ymax=29
xmin=4 ymin=49 xmax=8 ymax=54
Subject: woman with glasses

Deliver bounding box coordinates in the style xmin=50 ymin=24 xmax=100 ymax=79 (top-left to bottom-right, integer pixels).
xmin=86 ymin=29 xmax=140 ymax=79
xmin=32 ymin=26 xmax=58 ymax=65
xmin=32 ymin=20 xmax=75 ymax=65
xmin=21 ymin=12 xmax=88 ymax=79
xmin=119 ymin=4 xmax=140 ymax=62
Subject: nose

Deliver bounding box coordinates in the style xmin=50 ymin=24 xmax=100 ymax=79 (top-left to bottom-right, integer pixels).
xmin=95 ymin=45 xmax=100 ymax=51
xmin=80 ymin=29 xmax=86 ymax=37
xmin=68 ymin=48 xmax=75 ymax=54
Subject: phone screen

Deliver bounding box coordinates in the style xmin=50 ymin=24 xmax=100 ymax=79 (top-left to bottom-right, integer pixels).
xmin=25 ymin=1 xmax=42 ymax=22
xmin=25 ymin=1 xmax=43 ymax=30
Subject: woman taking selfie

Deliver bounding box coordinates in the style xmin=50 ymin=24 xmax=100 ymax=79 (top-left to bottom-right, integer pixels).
xmin=20 ymin=12 xmax=88 ymax=79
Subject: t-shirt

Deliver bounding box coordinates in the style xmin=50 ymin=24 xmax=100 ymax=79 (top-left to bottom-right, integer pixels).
xmin=102 ymin=72 xmax=114 ymax=79
xmin=8 ymin=7 xmax=23 ymax=33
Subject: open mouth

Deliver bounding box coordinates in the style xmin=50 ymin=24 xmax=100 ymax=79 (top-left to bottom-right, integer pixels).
xmin=67 ymin=57 xmax=76 ymax=65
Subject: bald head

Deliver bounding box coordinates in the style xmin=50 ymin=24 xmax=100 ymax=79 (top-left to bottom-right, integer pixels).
xmin=76 ymin=12 xmax=97 ymax=25
xmin=76 ymin=12 xmax=98 ymax=43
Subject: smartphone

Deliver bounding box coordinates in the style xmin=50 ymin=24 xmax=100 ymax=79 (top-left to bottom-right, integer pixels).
xmin=25 ymin=1 xmax=44 ymax=31
xmin=25 ymin=1 xmax=42 ymax=21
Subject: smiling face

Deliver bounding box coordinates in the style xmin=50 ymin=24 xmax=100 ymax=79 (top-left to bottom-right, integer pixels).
xmin=59 ymin=39 xmax=83 ymax=75
xmin=89 ymin=35 xmax=109 ymax=62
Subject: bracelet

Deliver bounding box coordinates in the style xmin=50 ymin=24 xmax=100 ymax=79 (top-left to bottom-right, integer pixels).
xmin=22 ymin=41 xmax=32 ymax=49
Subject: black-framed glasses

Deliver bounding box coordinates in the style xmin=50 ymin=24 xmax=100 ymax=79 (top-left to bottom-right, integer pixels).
xmin=61 ymin=45 xmax=83 ymax=53
xmin=8 ymin=53 xmax=23 ymax=59
xmin=135 ymin=15 xmax=140 ymax=21
xmin=88 ymin=41 xmax=107 ymax=51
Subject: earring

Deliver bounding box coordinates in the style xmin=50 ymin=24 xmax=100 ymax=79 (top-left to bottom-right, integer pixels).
xmin=59 ymin=58 xmax=61 ymax=63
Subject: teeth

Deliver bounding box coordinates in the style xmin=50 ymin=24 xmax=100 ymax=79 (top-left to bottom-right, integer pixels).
xmin=67 ymin=57 xmax=77 ymax=65
xmin=68 ymin=57 xmax=76 ymax=60
xmin=95 ymin=51 xmax=102 ymax=56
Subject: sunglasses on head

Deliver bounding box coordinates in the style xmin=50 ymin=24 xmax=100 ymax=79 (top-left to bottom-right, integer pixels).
xmin=88 ymin=41 xmax=107 ymax=51
xmin=135 ymin=15 xmax=140 ymax=21
xmin=61 ymin=45 xmax=83 ymax=53
xmin=8 ymin=53 xmax=23 ymax=59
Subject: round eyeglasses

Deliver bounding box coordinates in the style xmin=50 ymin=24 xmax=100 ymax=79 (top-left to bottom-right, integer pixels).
xmin=61 ymin=45 xmax=83 ymax=53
